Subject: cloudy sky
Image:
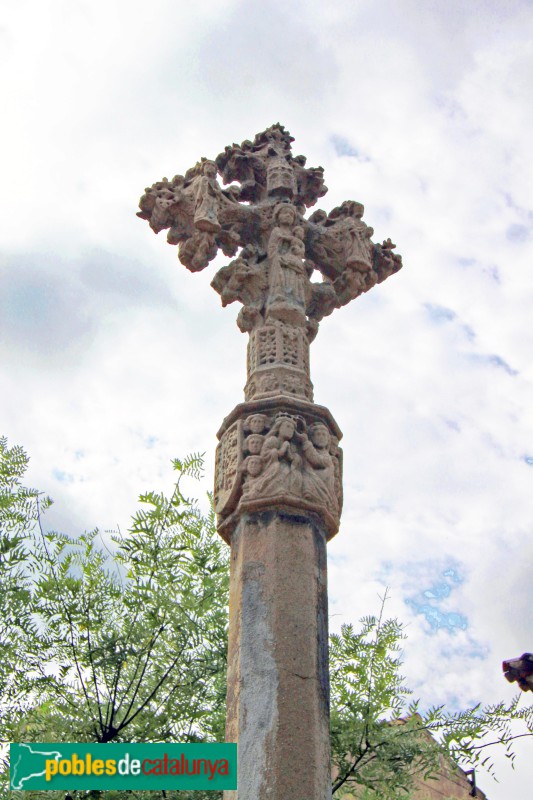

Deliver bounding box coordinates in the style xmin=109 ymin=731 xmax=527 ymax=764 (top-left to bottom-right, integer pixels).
xmin=2 ymin=0 xmax=533 ymax=794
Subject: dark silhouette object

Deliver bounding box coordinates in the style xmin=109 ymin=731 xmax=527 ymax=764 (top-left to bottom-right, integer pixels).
xmin=502 ymin=652 xmax=533 ymax=691
xmin=464 ymin=768 xmax=477 ymax=797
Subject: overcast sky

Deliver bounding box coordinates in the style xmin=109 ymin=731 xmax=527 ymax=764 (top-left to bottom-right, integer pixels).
xmin=2 ymin=0 xmax=533 ymax=795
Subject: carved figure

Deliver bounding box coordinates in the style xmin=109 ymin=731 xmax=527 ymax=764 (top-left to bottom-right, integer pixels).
xmin=211 ymin=245 xmax=267 ymax=332
xmin=244 ymin=413 xmax=269 ymax=434
xmin=244 ymin=434 xmax=264 ymax=454
xmin=179 ymin=230 xmax=217 ymax=272
xmin=333 ymin=266 xmax=367 ymax=306
xmin=151 ymin=196 xmax=174 ymax=232
xmin=267 ymin=154 xmax=297 ymax=198
xmin=266 ymin=205 xmax=308 ymax=324
xmin=245 ymin=415 xmax=303 ymax=498
xmin=245 ymin=455 xmax=263 ymax=477
xmin=298 ymin=423 xmax=338 ymax=512
xmin=343 ymin=201 xmax=374 ymax=271
xmin=192 ymin=160 xmax=222 ymax=234
xmin=312 ymin=200 xmax=373 ymax=279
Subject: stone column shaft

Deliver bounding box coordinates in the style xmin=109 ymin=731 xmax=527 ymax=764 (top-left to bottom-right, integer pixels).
xmin=139 ymin=123 xmax=403 ymax=800
xmin=225 ymin=511 xmax=331 ymax=800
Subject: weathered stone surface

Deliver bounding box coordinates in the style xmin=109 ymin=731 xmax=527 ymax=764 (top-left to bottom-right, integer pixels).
xmin=138 ymin=123 xmax=403 ymax=376
xmin=245 ymin=318 xmax=313 ymax=401
xmin=138 ymin=123 xmax=404 ymax=800
xmin=225 ymin=511 xmax=331 ymax=800
xmin=214 ymin=397 xmax=343 ymax=541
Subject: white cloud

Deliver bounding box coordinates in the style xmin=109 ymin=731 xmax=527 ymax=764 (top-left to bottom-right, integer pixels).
xmin=2 ymin=1 xmax=533 ymax=796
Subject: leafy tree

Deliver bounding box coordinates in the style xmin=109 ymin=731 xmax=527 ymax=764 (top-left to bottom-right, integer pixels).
xmin=0 ymin=436 xmax=53 ymax=751
xmin=1 ymin=441 xmax=228 ymax=799
xmin=330 ymin=591 xmax=533 ymax=798
xmin=2 ymin=437 xmax=533 ymax=800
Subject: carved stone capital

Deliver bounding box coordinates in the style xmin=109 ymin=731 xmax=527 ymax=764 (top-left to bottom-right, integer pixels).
xmin=214 ymin=397 xmax=343 ymax=542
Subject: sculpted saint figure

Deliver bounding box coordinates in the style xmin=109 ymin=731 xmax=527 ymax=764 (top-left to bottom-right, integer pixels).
xmin=267 ymin=154 xmax=298 ymax=197
xmin=193 ymin=160 xmax=222 ymax=234
xmin=297 ymin=423 xmax=338 ymax=512
xmin=323 ymin=200 xmax=375 ymax=273
xmin=211 ymin=245 xmax=267 ymax=332
xmin=151 ymin=195 xmax=174 ymax=232
xmin=240 ymin=455 xmax=264 ymax=499
xmin=266 ymin=205 xmax=308 ymax=324
xmin=245 ymin=415 xmax=303 ymax=498
xmin=344 ymin=202 xmax=374 ymax=272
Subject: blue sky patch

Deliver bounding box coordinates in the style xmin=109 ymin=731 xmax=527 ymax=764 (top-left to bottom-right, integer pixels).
xmin=406 ymin=600 xmax=468 ymax=632
xmin=506 ymin=223 xmax=530 ymax=242
xmin=424 ymin=304 xmax=474 ymax=341
xmin=423 ymin=582 xmax=451 ymax=600
xmin=405 ymin=564 xmax=467 ymax=633
xmin=52 ymin=469 xmax=75 ymax=484
xmin=443 ymin=418 xmax=461 ymax=433
xmin=468 ymin=353 xmax=517 ymax=376
xmin=330 ymin=135 xmax=369 ymax=160
xmin=442 ymin=568 xmax=462 ymax=583
xmin=483 ymin=265 xmax=501 ymax=283
xmin=424 ymin=303 xmax=456 ymax=323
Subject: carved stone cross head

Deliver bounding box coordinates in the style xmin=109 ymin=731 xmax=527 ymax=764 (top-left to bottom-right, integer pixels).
xmin=138 ymin=124 xmax=403 ymax=538
xmin=138 ymin=123 xmax=403 ymax=406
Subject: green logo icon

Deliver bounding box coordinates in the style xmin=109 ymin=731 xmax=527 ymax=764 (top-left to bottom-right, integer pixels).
xmin=10 ymin=743 xmax=237 ymax=790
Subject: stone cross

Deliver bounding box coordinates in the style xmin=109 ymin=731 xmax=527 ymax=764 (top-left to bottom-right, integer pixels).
xmin=138 ymin=123 xmax=402 ymax=800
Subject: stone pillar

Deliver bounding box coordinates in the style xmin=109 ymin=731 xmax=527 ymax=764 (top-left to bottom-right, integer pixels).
xmin=225 ymin=512 xmax=331 ymax=800
xmin=138 ymin=123 xmax=403 ymax=800
xmin=215 ymin=397 xmax=342 ymax=800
